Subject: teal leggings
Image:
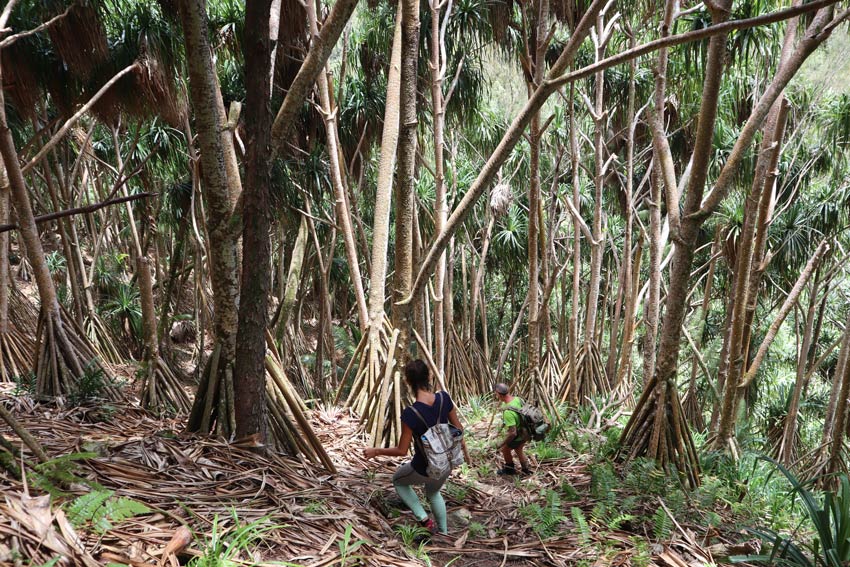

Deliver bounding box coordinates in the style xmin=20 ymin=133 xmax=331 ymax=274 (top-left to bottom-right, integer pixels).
xmin=392 ymin=462 xmax=449 ymax=534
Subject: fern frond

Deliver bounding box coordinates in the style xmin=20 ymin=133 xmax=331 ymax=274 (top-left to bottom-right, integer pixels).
xmin=653 ymin=507 xmax=672 ymax=541
xmin=571 ymin=506 xmax=591 ymax=545
xmin=66 ymin=489 xmax=150 ymax=534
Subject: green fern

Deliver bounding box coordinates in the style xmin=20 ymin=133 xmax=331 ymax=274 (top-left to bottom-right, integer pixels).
xmin=590 ymin=501 xmax=609 ymax=526
xmin=32 ymin=452 xmax=99 ymax=497
xmin=520 ymin=490 xmax=566 ymax=538
xmin=607 ymin=513 xmax=635 ymax=530
xmin=67 ymin=489 xmax=150 ymax=534
xmin=571 ymin=506 xmax=591 ymax=545
xmin=653 ymin=507 xmax=672 ymax=541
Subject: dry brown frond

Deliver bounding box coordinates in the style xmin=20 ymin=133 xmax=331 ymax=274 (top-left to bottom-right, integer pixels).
xmin=1 ymin=46 xmax=40 ymax=120
xmin=490 ymin=183 xmax=513 ymax=218
xmin=47 ymin=3 xmax=108 ymax=82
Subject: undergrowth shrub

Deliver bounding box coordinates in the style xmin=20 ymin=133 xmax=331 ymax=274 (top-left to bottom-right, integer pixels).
xmin=190 ymin=512 xmax=283 ymax=567
xmin=69 ymin=361 xmax=123 ymax=405
xmin=67 ymin=489 xmax=150 ymax=533
xmin=12 ymin=371 xmax=37 ymax=397
xmin=520 ymin=489 xmax=566 ymax=538
xmin=732 ymin=460 xmax=850 ymax=567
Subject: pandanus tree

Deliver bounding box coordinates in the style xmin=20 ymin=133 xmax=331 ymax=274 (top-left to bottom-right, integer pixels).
xmin=620 ymin=1 xmax=849 ymax=485
xmin=0 ymin=0 xmax=187 ymax=400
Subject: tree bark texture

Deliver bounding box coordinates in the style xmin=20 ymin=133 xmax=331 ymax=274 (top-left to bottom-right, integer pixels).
xmin=367 ymin=8 xmax=403 ymax=343
xmin=234 ymin=0 xmax=274 ymax=442
xmin=429 ymin=0 xmax=449 ymax=374
xmin=391 ymin=0 xmax=421 ymax=362
xmin=179 ymin=0 xmax=241 ymax=433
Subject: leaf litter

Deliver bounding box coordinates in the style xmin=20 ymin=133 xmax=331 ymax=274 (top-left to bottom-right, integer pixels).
xmin=0 ymin=393 xmax=742 ymax=566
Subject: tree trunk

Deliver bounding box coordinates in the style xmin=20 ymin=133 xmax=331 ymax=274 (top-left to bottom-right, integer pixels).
xmin=0 ymin=161 xmax=8 ymax=336
xmin=367 ymin=8 xmax=403 ymax=343
xmin=310 ymin=0 xmax=368 ymax=332
xmin=270 ymin=0 xmax=358 ymax=151
xmin=823 ymin=319 xmax=850 ymax=445
xmin=827 ymin=311 xmax=850 ymax=478
xmin=567 ymin=82 xmax=581 ymax=405
xmin=605 ymin=45 xmax=634 ymax=381
xmin=778 ymin=273 xmax=821 ymax=464
xmin=714 ymin=8 xmax=801 ymax=447
xmin=642 ymin=0 xmax=676 ymax=387
xmin=430 ymin=0 xmax=450 ymax=375
xmin=0 ymin=75 xmax=98 ymax=398
xmin=391 ymin=0 xmax=421 ymax=363
xmin=233 ymin=0 xmax=273 ymax=442
xmin=179 ymin=0 xmax=241 ymax=434
xmin=403 ymin=0 xmax=607 ymax=309
xmin=583 ymin=9 xmax=610 ymax=355
xmin=526 ymin=0 xmax=549 ymax=376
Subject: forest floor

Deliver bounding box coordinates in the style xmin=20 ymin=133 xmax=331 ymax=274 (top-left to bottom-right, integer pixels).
xmin=0 ymin=386 xmax=762 ymax=567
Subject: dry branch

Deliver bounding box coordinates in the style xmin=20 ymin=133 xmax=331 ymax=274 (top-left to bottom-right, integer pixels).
xmin=0 ymin=192 xmax=153 ymax=234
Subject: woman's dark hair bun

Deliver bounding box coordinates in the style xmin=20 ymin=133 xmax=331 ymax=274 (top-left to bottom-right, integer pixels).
xmin=404 ymin=359 xmax=431 ymax=392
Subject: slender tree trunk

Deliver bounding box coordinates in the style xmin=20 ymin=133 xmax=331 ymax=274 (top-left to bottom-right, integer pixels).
xmin=403 ymin=0 xmax=607 ymax=309
xmin=567 ymin=82 xmax=581 ymax=405
xmin=778 ymin=274 xmax=821 ymax=463
xmin=824 ymin=318 xmax=850 ymax=447
xmin=583 ymin=8 xmax=611 ymax=354
xmin=42 ymin=158 xmax=86 ymax=325
xmin=233 ymin=0 xmax=273 ymax=441
xmin=430 ymin=0 xmax=450 ymax=375
xmin=278 ymin=215 xmax=309 ymax=330
xmin=366 ymin=7 xmax=402 ymax=355
xmin=392 ymin=0 xmax=420 ymax=362
xmin=685 ymin=231 xmax=720 ymax=429
xmin=827 ymin=311 xmax=850 ymax=478
xmin=309 ymin=0 xmax=368 ymax=332
xmin=179 ymin=0 xmax=241 ymax=434
xmin=642 ymin=0 xmax=676 ymax=387
xmin=738 ymin=241 xmax=830 ymax=391
xmin=270 ymin=0 xmax=358 ymax=151
xmin=527 ymin=0 xmax=548 ymax=376
xmin=0 ymin=75 xmax=93 ymax=397
xmin=0 ymin=160 xmax=9 ymax=351
xmin=822 ymin=324 xmax=850 ymax=444
xmin=605 ymin=49 xmax=634 ymax=380
xmin=470 ymin=215 xmax=494 ymax=354
xmin=714 ymin=11 xmax=800 ymax=446
xmin=616 ymin=236 xmax=643 ymax=387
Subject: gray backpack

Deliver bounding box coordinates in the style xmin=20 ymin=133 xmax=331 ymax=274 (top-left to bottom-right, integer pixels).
xmin=409 ymin=393 xmax=465 ymax=479
xmin=507 ymin=401 xmax=550 ymax=441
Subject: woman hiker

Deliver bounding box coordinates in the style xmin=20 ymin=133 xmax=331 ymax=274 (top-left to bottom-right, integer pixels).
xmin=363 ymin=359 xmax=465 ymax=536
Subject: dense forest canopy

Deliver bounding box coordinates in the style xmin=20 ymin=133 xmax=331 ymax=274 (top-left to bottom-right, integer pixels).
xmin=1 ymin=0 xmax=850 ymax=564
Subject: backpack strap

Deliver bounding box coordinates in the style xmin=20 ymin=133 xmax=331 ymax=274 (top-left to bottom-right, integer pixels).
xmin=408 ymin=405 xmax=430 ymax=429
xmin=409 ymin=392 xmax=446 ymax=428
